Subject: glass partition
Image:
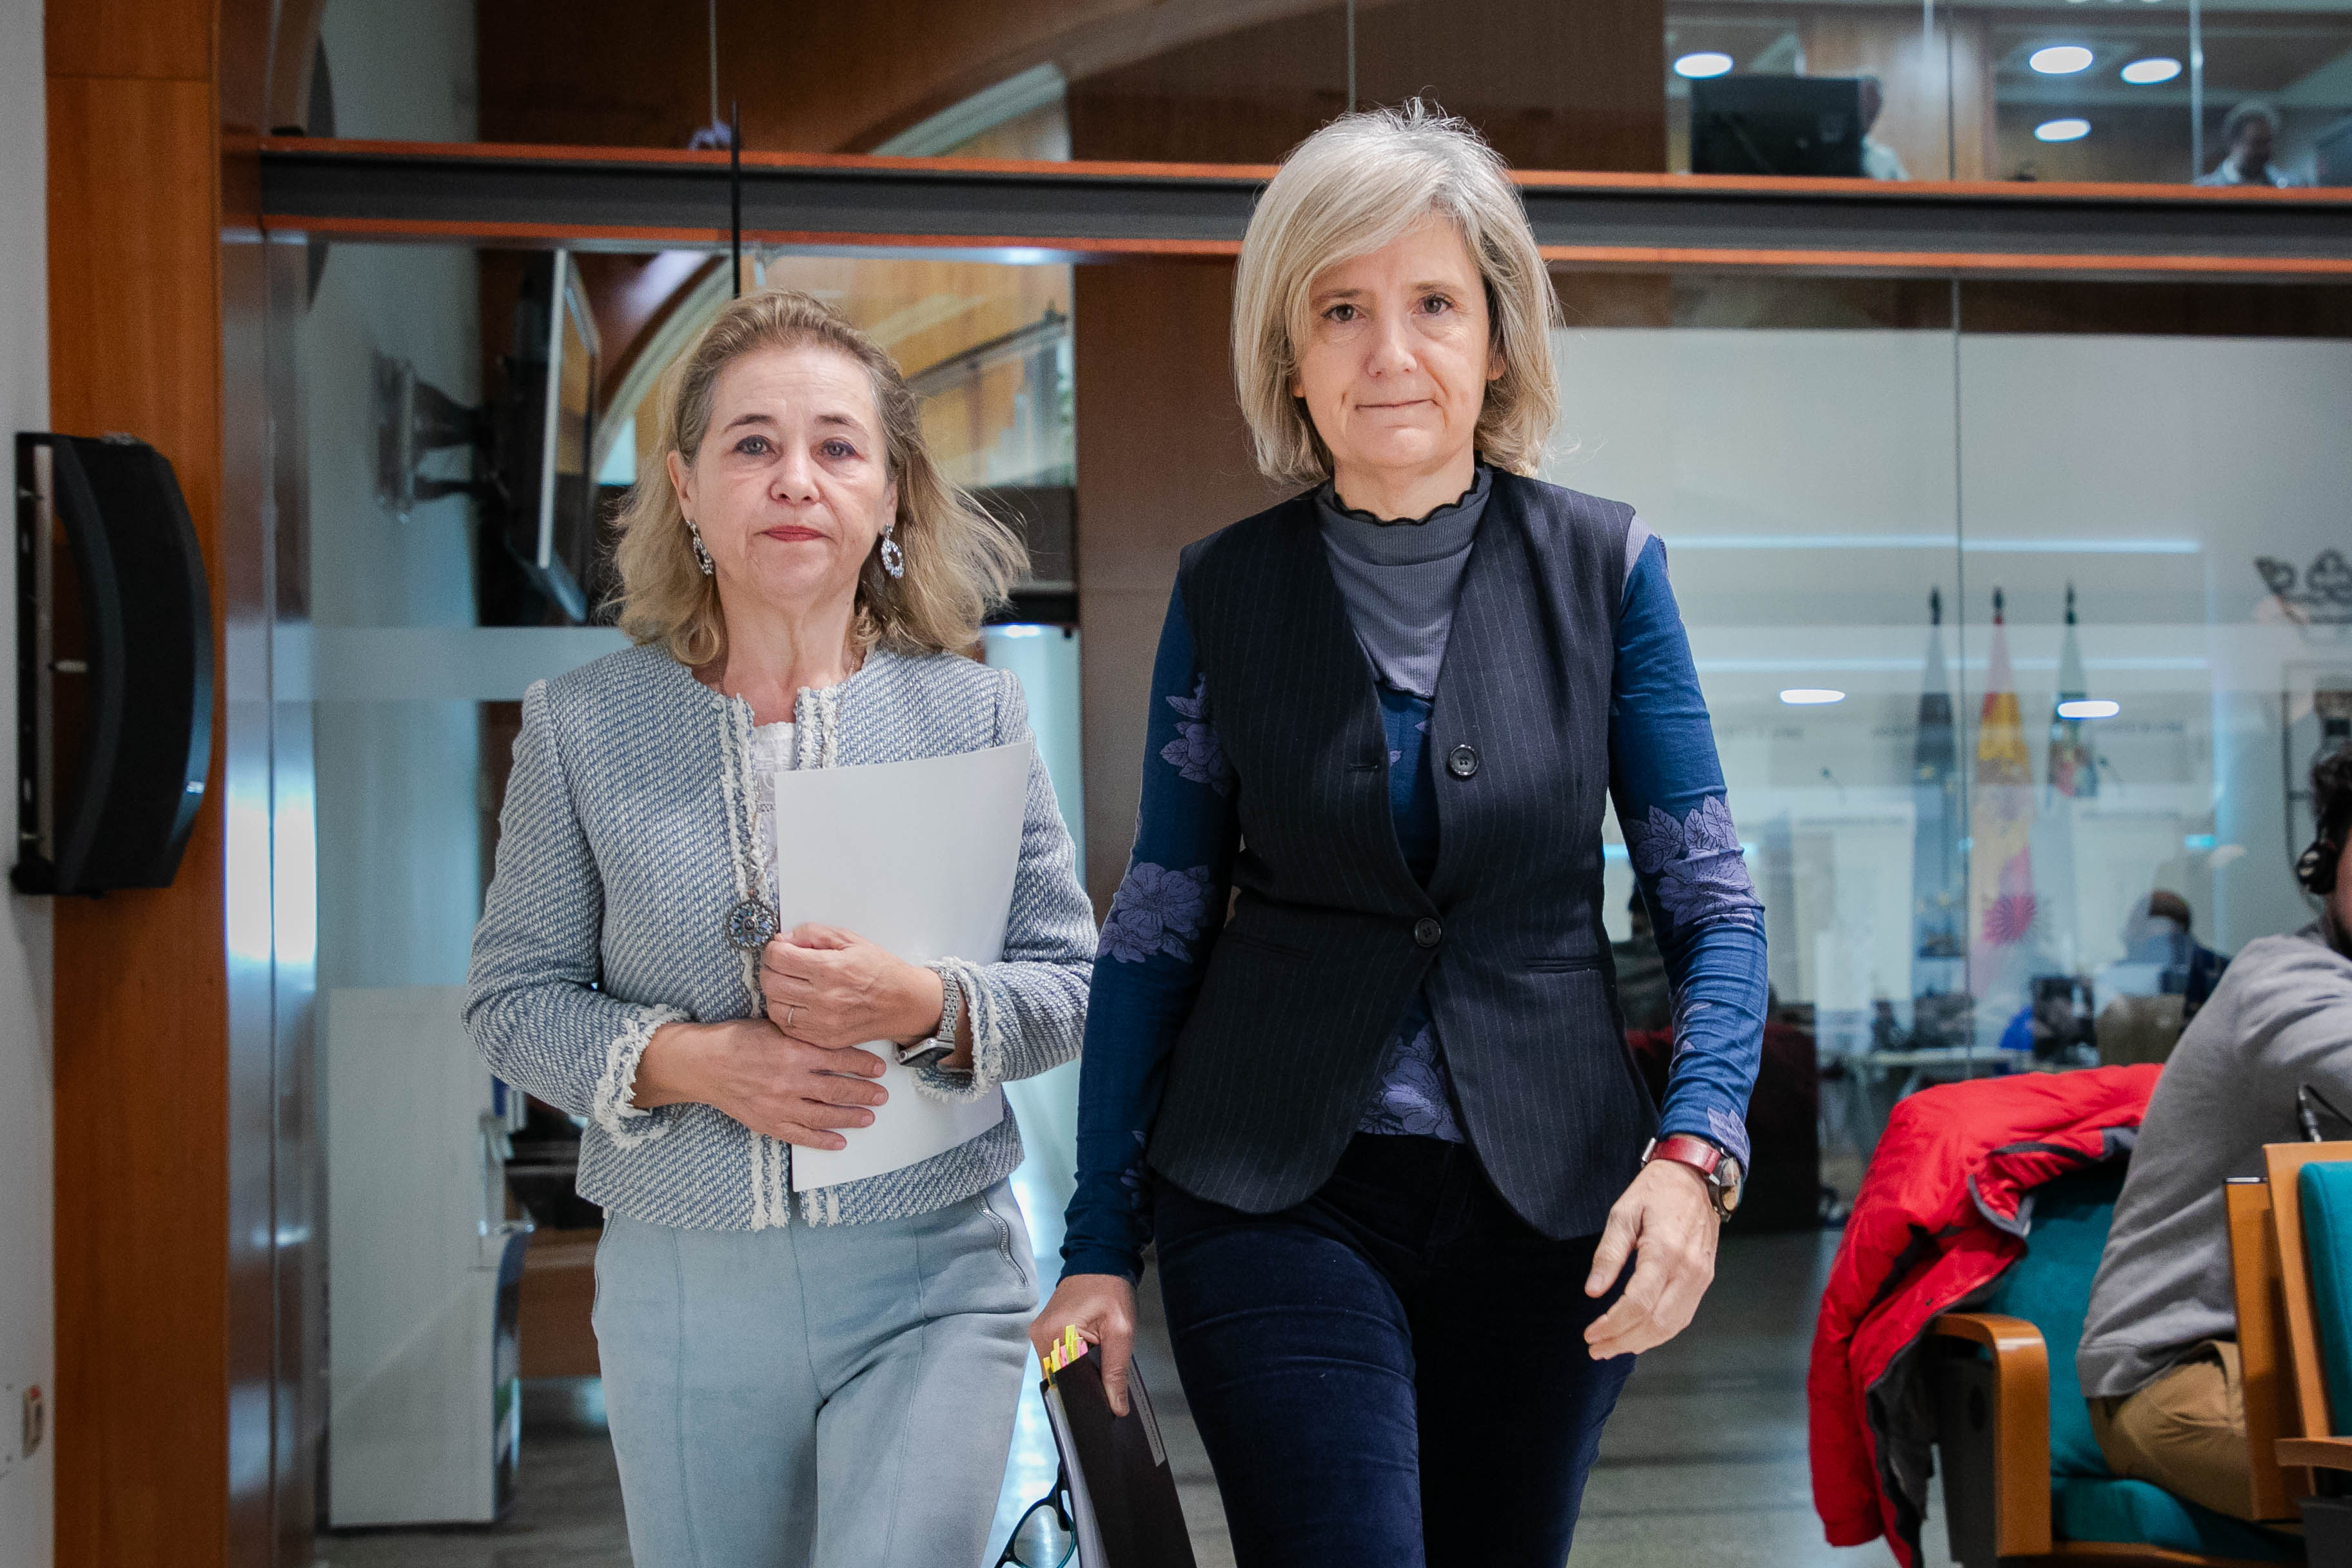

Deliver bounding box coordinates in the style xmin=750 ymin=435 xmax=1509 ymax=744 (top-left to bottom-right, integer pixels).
xmin=1550 ymin=274 xmax=1968 ymax=1211
xmin=284 ymin=226 xmax=2352 ymax=1565
xmin=1951 ymin=311 xmax=2352 ymax=976
xmin=298 ymin=0 xmax=2352 ymax=184
xmin=1668 ymin=0 xmax=2352 ymax=182
xmin=297 ymin=236 xmax=1085 ymax=1538
xmin=1547 ymin=270 xmax=2352 ymax=1210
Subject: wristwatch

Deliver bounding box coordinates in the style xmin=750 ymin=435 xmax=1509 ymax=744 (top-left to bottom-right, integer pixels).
xmin=899 ymin=964 xmax=961 ymax=1069
xmin=1642 ymin=1133 xmax=1744 ymax=1220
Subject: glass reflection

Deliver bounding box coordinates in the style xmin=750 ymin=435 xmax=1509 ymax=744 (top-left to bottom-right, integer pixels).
xmin=295 ymin=0 xmax=2352 ymax=186
xmin=1665 ymin=0 xmax=2352 ymax=181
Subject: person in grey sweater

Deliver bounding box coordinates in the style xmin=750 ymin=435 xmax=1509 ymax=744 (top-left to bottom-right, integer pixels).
xmin=2077 ymin=746 xmax=2352 ymax=1520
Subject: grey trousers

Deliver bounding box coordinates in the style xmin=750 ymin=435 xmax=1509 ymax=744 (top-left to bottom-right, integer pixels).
xmin=594 ymin=1182 xmax=1038 ymax=1568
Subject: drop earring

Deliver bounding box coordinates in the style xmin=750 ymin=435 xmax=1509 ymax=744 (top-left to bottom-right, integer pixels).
xmin=687 ymin=518 xmax=715 ymax=577
xmin=879 ymin=520 xmax=906 ymax=580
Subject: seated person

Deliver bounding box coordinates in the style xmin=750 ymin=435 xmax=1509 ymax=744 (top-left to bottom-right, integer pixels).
xmin=2197 ymin=101 xmax=2306 ymax=188
xmin=2077 ymin=748 xmax=2352 ymax=1520
xmin=2102 ymin=889 xmax=2231 ymax=1021
xmin=2094 ymin=891 xmax=2236 ymax=1064
xmin=1998 ymin=975 xmax=2095 ymax=1061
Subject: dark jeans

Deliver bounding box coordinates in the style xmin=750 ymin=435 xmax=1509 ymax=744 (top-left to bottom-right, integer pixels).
xmin=1151 ymin=1133 xmax=1636 ymax=1568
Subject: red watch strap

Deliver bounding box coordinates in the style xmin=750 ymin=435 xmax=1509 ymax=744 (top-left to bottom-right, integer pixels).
xmin=1648 ymin=1133 xmax=1723 ymax=1178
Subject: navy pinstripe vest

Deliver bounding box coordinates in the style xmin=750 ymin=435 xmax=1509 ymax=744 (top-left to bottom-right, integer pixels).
xmin=1147 ymin=471 xmax=1658 ymax=1240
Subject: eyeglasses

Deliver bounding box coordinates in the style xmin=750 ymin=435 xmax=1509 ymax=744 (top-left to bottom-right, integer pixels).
xmin=994 ymin=1465 xmax=1077 ymax=1568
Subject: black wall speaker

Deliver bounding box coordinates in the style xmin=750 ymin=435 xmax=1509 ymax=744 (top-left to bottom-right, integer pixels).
xmin=14 ymin=433 xmax=213 ymax=896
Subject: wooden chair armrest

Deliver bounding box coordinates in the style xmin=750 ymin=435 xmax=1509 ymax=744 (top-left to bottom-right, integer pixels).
xmin=1936 ymin=1311 xmax=2050 ymax=1358
xmin=2278 ymin=1436 xmax=2352 ymax=1470
xmin=1932 ymin=1313 xmax=2055 ymax=1558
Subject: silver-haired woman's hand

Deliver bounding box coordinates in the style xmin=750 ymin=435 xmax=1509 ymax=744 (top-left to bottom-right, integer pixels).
xmin=631 ymin=1017 xmax=889 ymax=1151
xmin=1581 ymin=1159 xmax=1721 ymax=1358
xmin=1029 ymin=1273 xmax=1139 ymax=1416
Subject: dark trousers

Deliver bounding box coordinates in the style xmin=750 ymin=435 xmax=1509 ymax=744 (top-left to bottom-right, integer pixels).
xmin=1151 ymin=1133 xmax=1635 ymax=1568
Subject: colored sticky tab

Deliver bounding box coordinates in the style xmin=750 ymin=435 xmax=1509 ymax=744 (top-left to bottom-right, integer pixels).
xmin=1043 ymin=1325 xmax=1090 ymax=1377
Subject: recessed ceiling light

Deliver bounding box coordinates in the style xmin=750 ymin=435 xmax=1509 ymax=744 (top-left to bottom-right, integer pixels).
xmin=1780 ymin=688 xmax=1846 ymax=705
xmin=1674 ymin=52 xmax=1736 ymax=79
xmin=2030 ymin=44 xmax=2097 ymax=74
xmin=2035 ymin=117 xmax=2093 ymax=142
xmin=2056 ymin=698 xmax=2121 ymax=719
xmin=2120 ymin=56 xmax=2182 ymax=83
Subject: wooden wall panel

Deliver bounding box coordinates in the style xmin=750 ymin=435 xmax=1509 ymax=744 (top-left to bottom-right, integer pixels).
xmin=1805 ymin=10 xmax=1997 ymax=182
xmin=1957 ymin=278 xmax=2352 ymax=337
xmin=1355 ymin=0 xmax=1666 ymax=174
xmin=476 ymin=0 xmax=1148 ymax=153
xmin=44 ymin=0 xmax=213 ymax=83
xmin=47 ymin=12 xmax=231 ymax=1568
xmin=475 ymin=0 xmax=1664 ymax=167
xmin=1066 ymin=7 xmax=1348 ymax=165
xmin=1948 ymin=16 xmax=1998 ymax=184
xmin=44 ymin=79 xmax=222 ymax=480
xmin=1072 ymin=262 xmax=1285 ymax=912
xmin=1071 ymin=0 xmax=1667 ymax=171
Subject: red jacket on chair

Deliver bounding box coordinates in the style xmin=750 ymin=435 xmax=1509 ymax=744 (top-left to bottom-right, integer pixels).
xmin=1807 ymin=1064 xmax=2161 ymax=1566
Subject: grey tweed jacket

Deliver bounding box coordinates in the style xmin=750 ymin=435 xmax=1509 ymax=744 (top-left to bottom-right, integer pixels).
xmin=465 ymin=641 xmax=1095 ymax=1230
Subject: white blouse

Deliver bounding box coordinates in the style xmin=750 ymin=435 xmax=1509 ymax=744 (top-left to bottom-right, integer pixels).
xmin=748 ymin=720 xmax=796 ymax=901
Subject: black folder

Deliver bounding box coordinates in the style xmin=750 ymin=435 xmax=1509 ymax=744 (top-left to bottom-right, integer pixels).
xmin=1039 ymin=1351 xmax=1197 ymax=1568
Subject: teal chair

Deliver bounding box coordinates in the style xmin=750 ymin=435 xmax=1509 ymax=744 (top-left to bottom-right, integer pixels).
xmin=2265 ymin=1155 xmax=2352 ymax=1565
xmin=1931 ymin=1165 xmax=2304 ymax=1567
xmin=2297 ymin=1161 xmax=2352 ymax=1451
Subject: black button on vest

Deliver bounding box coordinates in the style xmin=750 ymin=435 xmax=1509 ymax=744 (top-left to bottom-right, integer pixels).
xmin=1447 ymin=743 xmax=1480 ymax=779
xmin=1413 ymin=917 xmax=1444 ymax=948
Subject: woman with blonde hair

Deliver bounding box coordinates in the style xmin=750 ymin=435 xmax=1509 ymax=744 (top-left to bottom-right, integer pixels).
xmin=467 ymin=288 xmax=1093 ymax=1568
xmin=1034 ymin=104 xmax=1768 ymax=1564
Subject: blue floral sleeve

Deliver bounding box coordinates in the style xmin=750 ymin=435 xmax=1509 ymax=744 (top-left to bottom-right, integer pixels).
xmin=1062 ymin=583 xmax=1239 ymax=1280
xmin=1612 ymin=534 xmax=1769 ymax=1168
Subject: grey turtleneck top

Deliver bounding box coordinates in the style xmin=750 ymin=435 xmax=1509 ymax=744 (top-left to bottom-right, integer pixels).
xmin=1314 ymin=465 xmax=1493 ymax=699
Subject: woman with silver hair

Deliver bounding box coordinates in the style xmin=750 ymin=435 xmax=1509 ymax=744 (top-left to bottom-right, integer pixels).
xmin=1034 ymin=104 xmax=1768 ymax=1563
xmin=468 ymin=288 xmax=1093 ymax=1567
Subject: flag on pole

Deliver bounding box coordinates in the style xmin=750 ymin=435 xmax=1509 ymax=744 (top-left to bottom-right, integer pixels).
xmin=1970 ymin=588 xmax=2038 ymax=999
xmin=2034 ymin=582 xmax=2095 ymax=975
xmin=2047 ymin=582 xmax=2098 ymax=800
xmin=1912 ymin=587 xmax=1964 ymax=968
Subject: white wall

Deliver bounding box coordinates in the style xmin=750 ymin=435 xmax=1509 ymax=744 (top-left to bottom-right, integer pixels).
xmin=0 ymin=0 xmax=54 ymax=1560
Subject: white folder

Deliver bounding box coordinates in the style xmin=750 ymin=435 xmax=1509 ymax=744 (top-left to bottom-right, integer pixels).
xmin=767 ymin=739 xmax=1031 ymax=1190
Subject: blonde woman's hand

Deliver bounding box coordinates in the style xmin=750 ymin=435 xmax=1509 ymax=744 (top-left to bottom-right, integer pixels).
xmin=763 ymin=924 xmax=965 ymax=1062
xmin=1029 ymin=1273 xmax=1139 ymax=1416
xmin=631 ymin=1017 xmax=888 ymax=1150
